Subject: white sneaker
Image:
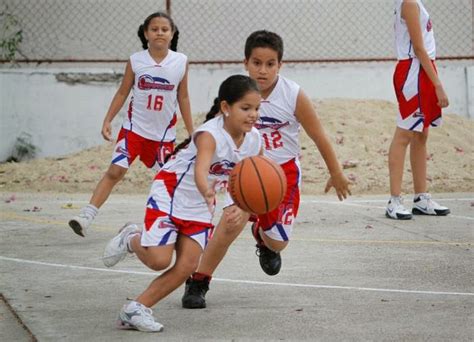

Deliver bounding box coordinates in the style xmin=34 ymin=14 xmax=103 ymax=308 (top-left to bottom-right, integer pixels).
xmin=68 ymin=214 xmax=93 ymax=237
xmin=103 ymin=222 xmax=141 ymax=267
xmin=412 ymin=193 xmax=450 ymax=216
xmin=385 ymin=196 xmax=412 ymax=220
xmin=117 ymin=301 xmax=163 ymax=332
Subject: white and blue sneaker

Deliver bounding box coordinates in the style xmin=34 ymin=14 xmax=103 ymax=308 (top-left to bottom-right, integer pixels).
xmin=385 ymin=196 xmax=412 ymax=220
xmin=412 ymin=193 xmax=450 ymax=216
xmin=68 ymin=213 xmax=93 ymax=237
xmin=117 ymin=301 xmax=163 ymax=332
xmin=103 ymin=222 xmax=141 ymax=267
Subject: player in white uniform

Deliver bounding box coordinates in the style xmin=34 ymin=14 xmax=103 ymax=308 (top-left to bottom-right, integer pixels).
xmin=386 ymin=0 xmax=450 ymax=219
xmin=69 ymin=12 xmax=193 ymax=237
xmin=182 ymin=30 xmax=351 ymax=309
xmin=102 ymin=75 xmax=262 ymax=332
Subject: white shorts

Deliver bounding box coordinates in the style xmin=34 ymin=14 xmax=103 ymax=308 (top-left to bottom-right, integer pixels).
xmin=142 ymin=208 xmax=214 ymax=250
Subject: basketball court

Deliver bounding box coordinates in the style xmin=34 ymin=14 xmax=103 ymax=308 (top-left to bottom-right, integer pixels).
xmin=1 ymin=192 xmax=473 ymax=341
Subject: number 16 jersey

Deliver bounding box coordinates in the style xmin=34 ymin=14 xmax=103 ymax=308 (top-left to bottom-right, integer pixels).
xmin=122 ymin=49 xmax=187 ymax=143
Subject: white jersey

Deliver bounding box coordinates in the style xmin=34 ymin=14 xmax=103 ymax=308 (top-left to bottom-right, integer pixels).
xmin=147 ymin=115 xmax=262 ymax=223
xmin=255 ymin=75 xmax=301 ymax=164
xmin=122 ymin=49 xmax=187 ymax=142
xmin=394 ymin=0 xmax=436 ymax=60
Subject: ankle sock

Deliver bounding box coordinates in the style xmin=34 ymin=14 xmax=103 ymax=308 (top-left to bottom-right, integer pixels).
xmin=126 ymin=233 xmax=140 ymax=253
xmin=192 ymin=272 xmax=212 ymax=283
xmin=414 ymin=193 xmax=428 ymax=201
xmin=81 ymin=204 xmax=98 ymax=219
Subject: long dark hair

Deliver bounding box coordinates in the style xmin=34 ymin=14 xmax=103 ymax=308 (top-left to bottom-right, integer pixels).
xmin=137 ymin=12 xmax=179 ymax=51
xmin=165 ymin=75 xmax=259 ymax=162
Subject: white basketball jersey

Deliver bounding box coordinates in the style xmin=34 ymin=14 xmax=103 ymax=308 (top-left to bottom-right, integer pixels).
xmin=147 ymin=115 xmax=262 ymax=223
xmin=256 ymin=75 xmax=301 ymax=164
xmin=394 ymin=0 xmax=436 ymax=60
xmin=122 ymin=49 xmax=187 ymax=142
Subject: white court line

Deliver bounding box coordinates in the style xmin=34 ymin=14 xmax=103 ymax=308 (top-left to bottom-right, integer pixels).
xmin=307 ymin=198 xmax=474 ymax=203
xmin=302 ymin=199 xmax=474 ymax=221
xmin=1 ymin=256 xmax=473 ymax=297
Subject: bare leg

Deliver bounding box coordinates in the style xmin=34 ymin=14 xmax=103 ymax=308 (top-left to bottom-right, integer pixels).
xmin=388 ymin=127 xmax=413 ymax=196
xmin=130 ymin=236 xmax=174 ymax=271
xmin=260 ymin=232 xmax=288 ymax=252
xmin=195 ymin=206 xmax=250 ymax=275
xmin=89 ymin=164 xmax=128 ymax=208
xmin=136 ymin=236 xmax=202 ymax=308
xmin=410 ymin=129 xmax=429 ymax=194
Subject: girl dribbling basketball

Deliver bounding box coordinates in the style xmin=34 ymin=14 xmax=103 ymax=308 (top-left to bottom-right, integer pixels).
xmin=101 ymin=75 xmax=262 ymax=332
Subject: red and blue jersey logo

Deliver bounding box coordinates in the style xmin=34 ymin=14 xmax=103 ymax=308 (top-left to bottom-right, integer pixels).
xmin=138 ymin=74 xmax=175 ymax=91
xmin=209 ymin=159 xmax=235 ymax=176
xmin=255 ymin=116 xmax=290 ymax=131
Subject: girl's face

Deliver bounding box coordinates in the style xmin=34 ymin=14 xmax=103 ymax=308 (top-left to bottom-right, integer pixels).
xmin=244 ymin=47 xmax=282 ymax=96
xmin=144 ymin=17 xmax=174 ymax=50
xmin=223 ymin=91 xmax=261 ymax=134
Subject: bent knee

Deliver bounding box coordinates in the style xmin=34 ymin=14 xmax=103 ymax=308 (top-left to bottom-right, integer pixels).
xmin=146 ymin=256 xmax=173 ymax=271
xmin=264 ymin=238 xmax=288 ymax=253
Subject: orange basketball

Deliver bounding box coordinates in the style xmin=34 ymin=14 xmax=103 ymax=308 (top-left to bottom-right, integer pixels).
xmin=228 ymin=156 xmax=287 ymax=214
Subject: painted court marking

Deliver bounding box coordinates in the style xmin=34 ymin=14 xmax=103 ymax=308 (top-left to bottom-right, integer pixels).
xmin=1 ymin=211 xmax=471 ymax=246
xmin=0 ymin=256 xmax=472 ymax=297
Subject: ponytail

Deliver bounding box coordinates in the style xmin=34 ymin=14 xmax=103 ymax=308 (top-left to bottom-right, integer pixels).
xmin=164 ymin=98 xmax=222 ymax=163
xmin=137 ymin=24 xmax=147 ymax=50
xmin=170 ymin=28 xmax=179 ymax=52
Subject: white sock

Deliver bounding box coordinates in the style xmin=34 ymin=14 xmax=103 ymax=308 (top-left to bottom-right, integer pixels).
xmin=81 ymin=204 xmax=98 ymax=219
xmin=126 ymin=233 xmax=140 ymax=253
xmin=126 ymin=300 xmax=141 ymax=310
xmin=414 ymin=193 xmax=428 ymax=201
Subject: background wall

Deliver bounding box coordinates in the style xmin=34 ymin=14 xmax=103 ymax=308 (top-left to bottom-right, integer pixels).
xmin=0 ymin=60 xmax=472 ymax=161
xmin=1 ymin=0 xmax=472 ymax=161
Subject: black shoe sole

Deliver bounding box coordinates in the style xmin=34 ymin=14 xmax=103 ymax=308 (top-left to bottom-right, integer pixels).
xmin=182 ymin=301 xmax=206 ymax=309
xmin=412 ymin=208 xmax=451 ymax=216
xmin=68 ymin=220 xmax=85 ymax=237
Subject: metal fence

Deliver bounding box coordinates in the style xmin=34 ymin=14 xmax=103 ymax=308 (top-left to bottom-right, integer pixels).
xmin=1 ymin=0 xmax=472 ymax=63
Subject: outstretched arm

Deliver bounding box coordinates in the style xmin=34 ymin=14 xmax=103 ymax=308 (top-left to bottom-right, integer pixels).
xmin=101 ymin=61 xmax=134 ymax=141
xmin=402 ymin=0 xmax=448 ymax=108
xmin=177 ymin=63 xmax=194 ymax=136
xmin=295 ymin=90 xmax=351 ymax=200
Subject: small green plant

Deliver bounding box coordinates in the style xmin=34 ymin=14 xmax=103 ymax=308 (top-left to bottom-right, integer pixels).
xmin=0 ymin=8 xmax=23 ymax=61
xmin=6 ymin=133 xmax=37 ymax=162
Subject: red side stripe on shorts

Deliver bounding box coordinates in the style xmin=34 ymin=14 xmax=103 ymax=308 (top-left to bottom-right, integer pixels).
xmin=394 ymin=59 xmax=419 ymax=119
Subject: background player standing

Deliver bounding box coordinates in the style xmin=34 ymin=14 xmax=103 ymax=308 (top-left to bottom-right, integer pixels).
xmin=386 ymin=0 xmax=450 ymax=219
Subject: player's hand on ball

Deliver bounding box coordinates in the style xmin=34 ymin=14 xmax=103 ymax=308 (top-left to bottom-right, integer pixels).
xmin=324 ymin=172 xmax=352 ymax=201
xmin=101 ymin=121 xmax=112 ymax=141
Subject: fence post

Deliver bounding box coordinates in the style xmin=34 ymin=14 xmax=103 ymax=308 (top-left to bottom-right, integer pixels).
xmin=166 ymin=0 xmax=172 ymax=16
